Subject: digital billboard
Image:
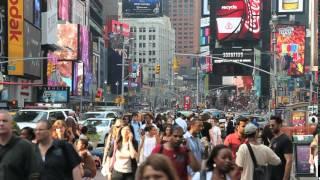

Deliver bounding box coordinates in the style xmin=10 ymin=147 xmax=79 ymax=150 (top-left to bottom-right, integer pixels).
xmin=277 ymin=0 xmax=304 ymax=13
xmin=212 ymin=48 xmax=254 ymax=76
xmin=275 ymin=25 xmax=305 ymax=76
xmin=37 ymin=86 xmax=70 ymax=103
xmin=73 ymin=62 xmax=83 ymax=96
xmin=8 ymin=0 xmax=24 ymax=75
xmin=47 ymin=52 xmax=59 ymax=86
xmin=215 ymin=0 xmax=261 ymax=41
xmin=79 ymin=26 xmax=91 ymax=95
xmin=200 ymin=27 xmax=210 ymax=46
xmin=0 ymin=8 xmax=6 ymax=59
xmin=58 ymin=0 xmax=71 ymax=21
xmin=123 ymin=0 xmax=162 ymax=17
xmin=223 ymin=76 xmax=253 ymax=93
xmin=55 ymin=24 xmax=79 ymax=60
xmin=24 ymin=22 xmax=41 ymax=78
xmin=202 ymin=0 xmax=210 ymax=16
xmin=34 ymin=0 xmax=41 ymax=27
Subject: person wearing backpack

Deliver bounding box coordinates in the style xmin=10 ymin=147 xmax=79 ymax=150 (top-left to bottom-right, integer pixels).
xmin=235 ymin=123 xmax=281 ymax=180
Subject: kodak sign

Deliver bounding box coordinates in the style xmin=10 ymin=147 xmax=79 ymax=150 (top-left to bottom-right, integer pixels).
xmin=8 ymin=0 xmax=24 ymax=75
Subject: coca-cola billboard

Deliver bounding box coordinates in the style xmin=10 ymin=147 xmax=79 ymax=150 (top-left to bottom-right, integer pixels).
xmin=215 ymin=0 xmax=261 ymax=41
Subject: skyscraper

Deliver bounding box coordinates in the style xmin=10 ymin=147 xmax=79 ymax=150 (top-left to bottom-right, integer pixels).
xmin=164 ymin=0 xmax=201 ymax=70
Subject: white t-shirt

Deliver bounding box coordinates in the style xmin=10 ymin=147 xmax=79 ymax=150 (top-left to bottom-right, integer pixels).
xmin=235 ymin=143 xmax=281 ymax=180
xmin=175 ymin=117 xmax=188 ymax=132
xmin=209 ymin=126 xmax=222 ymax=146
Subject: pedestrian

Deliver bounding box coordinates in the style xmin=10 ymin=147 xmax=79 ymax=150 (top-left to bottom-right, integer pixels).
xmin=236 ymin=123 xmax=281 ymax=180
xmin=226 ymin=117 xmax=235 ymax=136
xmin=0 ymin=110 xmax=40 ymax=180
xmin=261 ymin=124 xmax=273 ymax=146
xmin=151 ymin=126 xmax=200 ymax=180
xmin=268 ymin=116 xmax=293 ymax=180
xmin=130 ymin=112 xmax=142 ymax=144
xmin=183 ymin=118 xmax=204 ymax=179
xmin=51 ymin=119 xmax=75 ymax=143
xmin=160 ymin=124 xmax=173 ymax=144
xmin=206 ymin=144 xmax=236 ymax=180
xmin=209 ymin=117 xmax=223 ymax=147
xmin=141 ymin=113 xmax=157 ymax=130
xmin=20 ymin=126 xmax=36 ymax=142
xmin=135 ymin=154 xmax=179 ymax=180
xmin=309 ymin=125 xmax=318 ymax=177
xmin=224 ymin=117 xmax=249 ymax=159
xmin=75 ymin=138 xmax=97 ymax=179
xmin=102 ymin=119 xmax=123 ymax=180
xmin=175 ymin=112 xmax=188 ymax=132
xmin=109 ymin=125 xmax=138 ymax=180
xmin=34 ymin=119 xmax=82 ymax=180
xmin=138 ymin=126 xmax=160 ymax=163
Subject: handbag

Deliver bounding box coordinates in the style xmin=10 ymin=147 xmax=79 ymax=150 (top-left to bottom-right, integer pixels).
xmin=246 ymin=143 xmax=267 ymax=180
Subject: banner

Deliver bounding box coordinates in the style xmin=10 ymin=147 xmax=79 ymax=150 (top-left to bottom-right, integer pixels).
xmin=215 ymin=0 xmax=261 ymax=41
xmin=123 ymin=0 xmax=162 ymax=17
xmin=275 ymin=25 xmax=305 ymax=76
xmin=8 ymin=0 xmax=24 ymax=75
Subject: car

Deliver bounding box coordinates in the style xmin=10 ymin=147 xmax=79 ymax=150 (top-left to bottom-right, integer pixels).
xmin=82 ymin=118 xmax=115 ymax=145
xmin=202 ymin=109 xmax=225 ymax=119
xmin=81 ymin=111 xmax=120 ymax=122
xmin=13 ymin=109 xmax=67 ymax=129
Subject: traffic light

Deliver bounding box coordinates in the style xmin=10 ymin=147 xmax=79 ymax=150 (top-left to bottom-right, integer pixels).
xmin=155 ymin=64 xmax=160 ymax=74
xmin=172 ymin=56 xmax=179 ymax=72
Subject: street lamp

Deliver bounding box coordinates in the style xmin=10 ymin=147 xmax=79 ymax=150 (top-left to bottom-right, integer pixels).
xmin=115 ymin=81 xmax=119 ymax=95
xmin=104 ymin=80 xmax=107 ymax=106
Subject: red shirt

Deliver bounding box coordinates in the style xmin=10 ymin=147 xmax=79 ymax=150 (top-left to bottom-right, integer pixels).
xmin=152 ymin=144 xmax=189 ymax=180
xmin=224 ymin=132 xmax=247 ymax=159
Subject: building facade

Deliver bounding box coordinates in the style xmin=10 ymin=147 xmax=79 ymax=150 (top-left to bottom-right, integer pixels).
xmin=121 ymin=17 xmax=175 ymax=87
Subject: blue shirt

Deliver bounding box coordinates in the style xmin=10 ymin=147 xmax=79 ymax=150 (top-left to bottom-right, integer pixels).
xmin=131 ymin=120 xmax=141 ymax=144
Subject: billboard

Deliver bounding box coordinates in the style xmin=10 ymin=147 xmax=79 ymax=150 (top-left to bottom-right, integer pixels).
xmin=34 ymin=0 xmax=41 ymax=27
xmin=200 ymin=26 xmax=210 ymax=46
xmin=199 ymin=56 xmax=213 ymax=73
xmin=58 ymin=0 xmax=71 ymax=21
xmin=79 ymin=26 xmax=91 ymax=95
xmin=223 ymin=76 xmax=253 ymax=93
xmin=73 ymin=62 xmax=83 ymax=96
xmin=212 ymin=48 xmax=254 ymax=76
xmin=24 ymin=22 xmax=41 ymax=77
xmin=41 ymin=0 xmax=58 ymax=45
xmin=24 ymin=0 xmax=34 ymax=23
xmin=202 ymin=0 xmax=210 ymax=16
xmin=47 ymin=52 xmax=59 ymax=86
xmin=275 ymin=25 xmax=305 ymax=76
xmin=0 ymin=8 xmax=5 ymax=59
xmin=37 ymin=86 xmax=70 ymax=103
xmin=215 ymin=0 xmax=261 ymax=41
xmin=55 ymin=24 xmax=79 ymax=60
xmin=8 ymin=0 xmax=24 ymax=75
xmin=277 ymin=0 xmax=304 ymax=13
xmin=123 ymin=0 xmax=162 ymax=17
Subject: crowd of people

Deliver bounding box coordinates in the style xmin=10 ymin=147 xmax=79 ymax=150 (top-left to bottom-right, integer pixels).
xmin=0 ymin=109 xmax=318 ymax=180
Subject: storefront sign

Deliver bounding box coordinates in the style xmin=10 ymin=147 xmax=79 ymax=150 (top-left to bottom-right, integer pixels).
xmin=37 ymin=86 xmax=69 ymax=103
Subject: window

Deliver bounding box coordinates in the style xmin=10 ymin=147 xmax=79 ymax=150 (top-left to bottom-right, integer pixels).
xmin=139 ymin=58 xmax=142 ymax=63
xmin=143 ymin=58 xmax=146 ymax=63
xmin=152 ymin=43 xmax=156 ymax=48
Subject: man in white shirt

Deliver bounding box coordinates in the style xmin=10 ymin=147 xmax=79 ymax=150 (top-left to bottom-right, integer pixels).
xmin=209 ymin=117 xmax=222 ymax=146
xmin=175 ymin=112 xmax=188 ymax=132
xmin=236 ymin=123 xmax=281 ymax=180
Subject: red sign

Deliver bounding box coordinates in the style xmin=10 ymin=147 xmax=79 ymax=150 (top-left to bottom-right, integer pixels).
xmin=184 ymin=96 xmax=191 ymax=110
xmin=275 ymin=25 xmax=305 ymax=76
xmin=215 ymin=0 xmax=261 ymax=41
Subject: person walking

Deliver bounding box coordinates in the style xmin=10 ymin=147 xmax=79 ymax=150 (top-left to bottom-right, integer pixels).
xmin=224 ymin=117 xmax=249 ymax=159
xmin=236 ymin=123 xmax=281 ymax=180
xmin=209 ymin=117 xmax=223 ymax=147
xmin=130 ymin=112 xmax=142 ymax=144
xmin=0 ymin=110 xmax=39 ymax=180
xmin=184 ymin=119 xmax=204 ymax=179
xmin=309 ymin=126 xmax=318 ymax=177
xmin=34 ymin=120 xmax=82 ymax=180
xmin=152 ymin=126 xmax=200 ymax=180
xmin=138 ymin=126 xmax=160 ymax=163
xmin=175 ymin=112 xmax=188 ymax=132
xmin=268 ymin=116 xmax=293 ymax=180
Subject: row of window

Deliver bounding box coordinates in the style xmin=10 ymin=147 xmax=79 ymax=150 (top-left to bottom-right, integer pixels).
xmin=134 ymin=43 xmax=157 ymax=48
xmin=138 ymin=35 xmax=156 ymax=40
xmin=130 ymin=27 xmax=156 ymax=33
xmin=134 ymin=58 xmax=157 ymax=63
xmin=135 ymin=51 xmax=156 ymax=56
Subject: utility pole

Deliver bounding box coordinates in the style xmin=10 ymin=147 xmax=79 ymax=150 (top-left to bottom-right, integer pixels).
xmin=120 ymin=37 xmax=126 ymax=111
xmin=196 ymin=59 xmax=199 ymax=106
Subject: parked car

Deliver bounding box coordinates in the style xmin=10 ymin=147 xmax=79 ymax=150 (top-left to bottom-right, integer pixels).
xmin=81 ymin=111 xmax=119 ymax=122
xmin=82 ymin=118 xmax=115 ymax=145
xmin=14 ymin=109 xmax=67 ymax=129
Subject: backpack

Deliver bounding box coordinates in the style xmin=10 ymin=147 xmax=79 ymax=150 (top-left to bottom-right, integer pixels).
xmin=246 ymin=143 xmax=268 ymax=180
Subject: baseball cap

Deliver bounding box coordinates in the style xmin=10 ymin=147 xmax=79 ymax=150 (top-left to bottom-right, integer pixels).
xmin=244 ymin=123 xmax=258 ymax=135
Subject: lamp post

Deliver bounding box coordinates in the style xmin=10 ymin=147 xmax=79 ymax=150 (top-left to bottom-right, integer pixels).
xmin=104 ymin=80 xmax=107 ymax=106
xmin=269 ymin=14 xmax=278 ymax=110
xmin=115 ymin=81 xmax=119 ymax=95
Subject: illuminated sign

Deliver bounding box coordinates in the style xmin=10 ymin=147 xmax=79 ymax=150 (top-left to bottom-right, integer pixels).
xmin=275 ymin=25 xmax=305 ymax=76
xmin=215 ymin=0 xmax=261 ymax=41
xmin=55 ymin=24 xmax=79 ymax=60
xmin=0 ymin=9 xmax=5 ymax=58
xmin=277 ymin=0 xmax=304 ymax=13
xmin=123 ymin=0 xmax=162 ymax=17
xmin=37 ymin=86 xmax=70 ymax=103
xmin=8 ymin=0 xmax=24 ymax=75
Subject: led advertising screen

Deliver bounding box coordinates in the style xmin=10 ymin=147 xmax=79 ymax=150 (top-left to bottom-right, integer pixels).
xmin=0 ymin=9 xmax=6 ymax=59
xmin=123 ymin=0 xmax=162 ymax=17
xmin=55 ymin=24 xmax=79 ymax=60
xmin=200 ymin=27 xmax=210 ymax=46
xmin=34 ymin=0 xmax=41 ymax=27
xmin=202 ymin=0 xmax=210 ymax=16
xmin=47 ymin=52 xmax=59 ymax=86
xmin=24 ymin=22 xmax=41 ymax=78
xmin=212 ymin=48 xmax=254 ymax=76
xmin=275 ymin=25 xmax=305 ymax=76
xmin=73 ymin=62 xmax=83 ymax=96
xmin=277 ymin=0 xmax=304 ymax=13
xmin=58 ymin=0 xmax=71 ymax=21
xmin=223 ymin=76 xmax=253 ymax=93
xmin=37 ymin=86 xmax=70 ymax=103
xmin=215 ymin=0 xmax=261 ymax=41
xmin=80 ymin=26 xmax=91 ymax=95
xmin=57 ymin=61 xmax=72 ymax=92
